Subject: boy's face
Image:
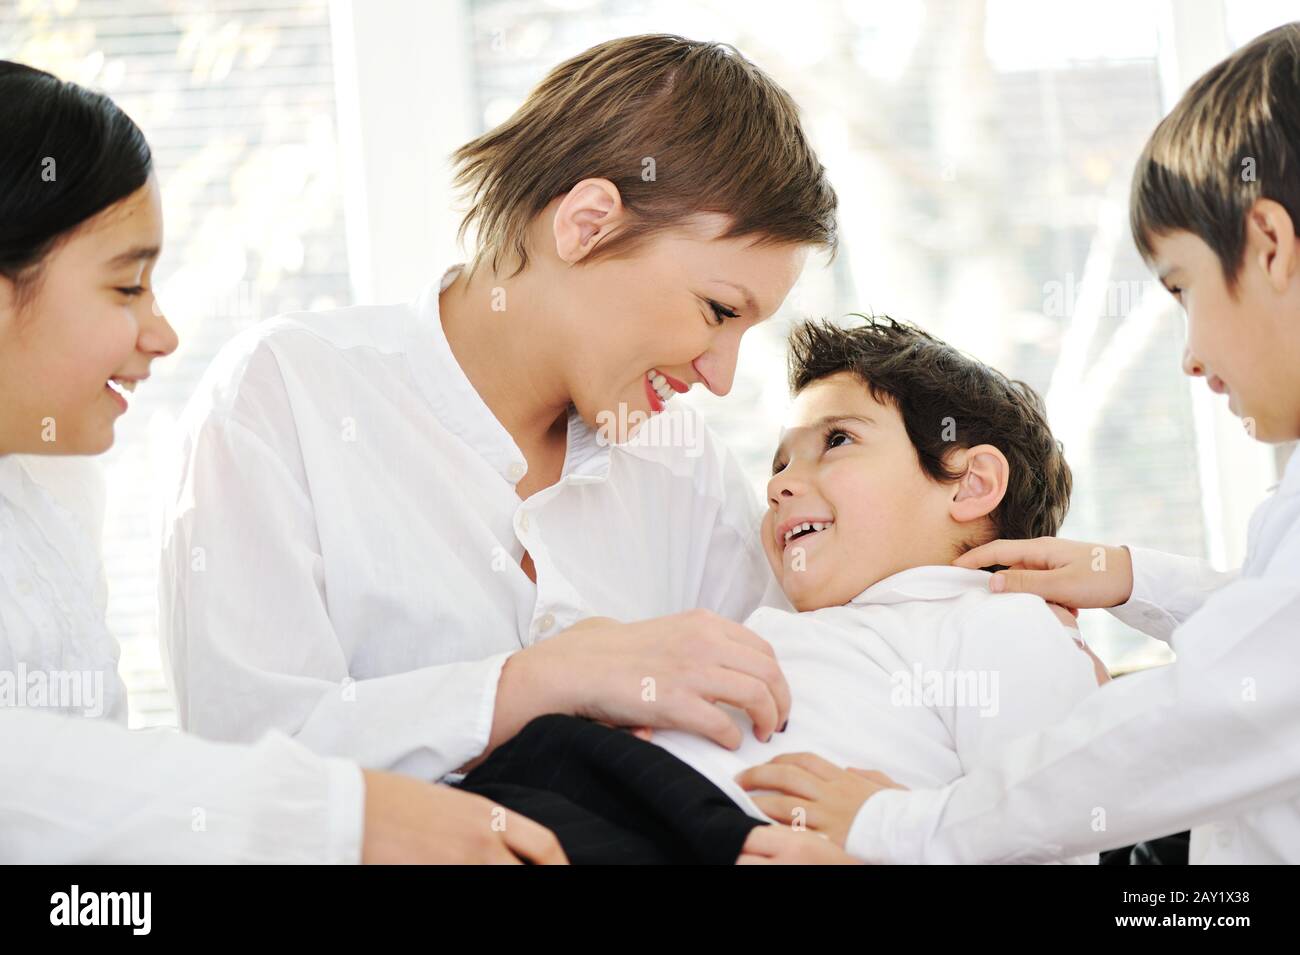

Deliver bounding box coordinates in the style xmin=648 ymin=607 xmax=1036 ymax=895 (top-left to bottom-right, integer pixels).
xmin=761 ymin=372 xmax=963 ymax=612
xmin=1151 ymin=226 xmax=1300 ymax=442
xmin=557 ymin=213 xmax=808 ymax=442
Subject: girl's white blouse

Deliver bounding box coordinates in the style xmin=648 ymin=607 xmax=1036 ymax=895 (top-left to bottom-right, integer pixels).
xmin=0 ymin=456 xmax=127 ymax=721
xmin=0 ymin=456 xmax=362 ymax=862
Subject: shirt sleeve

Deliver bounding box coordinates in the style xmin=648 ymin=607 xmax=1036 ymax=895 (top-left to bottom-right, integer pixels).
xmin=160 ymin=343 xmax=512 ymax=780
xmin=843 ymin=531 xmax=1300 ymax=863
xmin=1107 ymin=546 xmax=1239 ymax=643
xmin=0 ymin=709 xmax=363 ymax=863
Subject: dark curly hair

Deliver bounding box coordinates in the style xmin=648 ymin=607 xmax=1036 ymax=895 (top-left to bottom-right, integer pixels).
xmin=787 ymin=315 xmax=1072 ymax=546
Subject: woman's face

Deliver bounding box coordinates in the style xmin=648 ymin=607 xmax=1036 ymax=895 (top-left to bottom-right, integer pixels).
xmin=556 ymin=214 xmax=809 ymax=442
xmin=0 ymin=174 xmax=176 ymax=455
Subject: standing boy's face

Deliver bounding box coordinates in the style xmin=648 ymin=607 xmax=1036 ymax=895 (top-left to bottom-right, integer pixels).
xmin=760 ymin=373 xmax=960 ymax=612
xmin=558 ymin=213 xmax=808 ymax=441
xmin=1150 ymin=223 xmax=1300 ymax=442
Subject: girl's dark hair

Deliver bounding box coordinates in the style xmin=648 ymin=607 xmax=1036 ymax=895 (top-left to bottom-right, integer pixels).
xmin=0 ymin=61 xmax=152 ymax=301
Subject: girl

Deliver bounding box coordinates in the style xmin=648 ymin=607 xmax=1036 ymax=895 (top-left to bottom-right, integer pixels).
xmin=0 ymin=60 xmax=566 ymax=864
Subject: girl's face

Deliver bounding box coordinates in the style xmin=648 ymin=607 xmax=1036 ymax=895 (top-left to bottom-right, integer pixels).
xmin=0 ymin=175 xmax=176 ymax=455
xmin=554 ymin=213 xmax=809 ymax=442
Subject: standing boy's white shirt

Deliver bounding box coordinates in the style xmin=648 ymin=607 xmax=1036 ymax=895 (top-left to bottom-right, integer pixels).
xmin=852 ymin=445 xmax=1300 ymax=864
xmin=159 ymin=266 xmax=774 ymax=780
xmin=650 ymin=566 xmax=1101 ymax=863
xmin=0 ymin=456 xmax=363 ymax=863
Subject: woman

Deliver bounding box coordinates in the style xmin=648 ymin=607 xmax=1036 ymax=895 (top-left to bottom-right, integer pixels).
xmin=160 ymin=36 xmax=855 ymax=863
xmin=0 ymin=60 xmax=566 ymax=864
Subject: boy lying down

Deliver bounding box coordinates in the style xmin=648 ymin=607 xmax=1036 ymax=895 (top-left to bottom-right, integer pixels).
xmin=457 ymin=317 xmax=1108 ymax=864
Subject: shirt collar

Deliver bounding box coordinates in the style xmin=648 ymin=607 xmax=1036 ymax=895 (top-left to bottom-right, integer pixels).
xmin=847 ymin=565 xmax=994 ymax=607
xmin=406 ymin=265 xmax=610 ymax=486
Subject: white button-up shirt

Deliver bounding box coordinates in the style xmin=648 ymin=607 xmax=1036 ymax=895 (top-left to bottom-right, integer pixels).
xmin=851 ymin=445 xmax=1300 ymax=864
xmin=650 ymin=566 xmax=1101 ymax=863
xmin=159 ymin=266 xmax=774 ymax=779
xmin=0 ymin=456 xmax=362 ymax=863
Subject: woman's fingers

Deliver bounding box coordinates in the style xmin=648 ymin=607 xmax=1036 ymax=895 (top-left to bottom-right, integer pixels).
xmin=692 ymin=665 xmax=782 ymax=742
xmin=691 ymin=614 xmax=793 ymax=729
xmin=671 ymin=696 xmax=745 ymax=750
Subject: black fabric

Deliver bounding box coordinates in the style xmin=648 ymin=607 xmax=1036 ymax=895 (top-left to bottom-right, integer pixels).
xmin=1099 ymin=831 xmax=1191 ymax=865
xmin=456 ymin=714 xmax=768 ymax=864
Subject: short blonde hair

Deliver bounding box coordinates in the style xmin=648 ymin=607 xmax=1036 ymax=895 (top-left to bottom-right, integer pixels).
xmin=453 ymin=34 xmax=838 ymax=277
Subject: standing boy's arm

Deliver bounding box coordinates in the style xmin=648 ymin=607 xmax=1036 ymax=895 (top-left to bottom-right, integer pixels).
xmin=955 ymin=537 xmax=1237 ymax=644
xmin=846 ymin=539 xmax=1300 ymax=863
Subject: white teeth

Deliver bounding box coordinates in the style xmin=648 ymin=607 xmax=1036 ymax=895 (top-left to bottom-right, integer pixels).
xmin=648 ymin=370 xmax=673 ymax=404
xmin=106 ymin=379 xmax=131 ymax=401
xmin=783 ymin=520 xmax=834 ymax=545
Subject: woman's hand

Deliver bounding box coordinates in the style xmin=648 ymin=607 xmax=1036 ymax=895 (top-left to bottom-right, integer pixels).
xmin=361 ymin=771 xmax=568 ymax=864
xmin=498 ymin=609 xmax=792 ymax=750
xmin=953 ymin=537 xmax=1135 ymax=610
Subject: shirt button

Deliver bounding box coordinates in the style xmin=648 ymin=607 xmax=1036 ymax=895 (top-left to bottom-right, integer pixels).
xmin=507 ymin=462 xmax=526 ymax=482
xmin=536 ymin=613 xmax=555 ymax=634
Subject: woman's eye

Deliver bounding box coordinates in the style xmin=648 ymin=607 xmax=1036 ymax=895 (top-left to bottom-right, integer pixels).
xmin=116 ymin=286 xmax=146 ymax=298
xmin=707 ymin=300 xmax=739 ymax=326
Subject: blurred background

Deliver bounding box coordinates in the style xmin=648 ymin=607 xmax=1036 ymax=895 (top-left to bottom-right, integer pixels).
xmin=1 ymin=0 xmax=1294 ymax=727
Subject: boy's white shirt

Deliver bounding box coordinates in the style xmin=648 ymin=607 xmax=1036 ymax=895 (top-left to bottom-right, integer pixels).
xmin=851 ymin=445 xmax=1300 ymax=863
xmin=0 ymin=455 xmax=363 ymax=863
xmin=158 ymin=266 xmax=775 ymax=778
xmin=650 ymin=565 xmax=1101 ymax=864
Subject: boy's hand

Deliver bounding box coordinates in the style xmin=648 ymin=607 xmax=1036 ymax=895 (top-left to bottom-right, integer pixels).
xmin=735 ymin=752 xmax=908 ymax=847
xmin=737 ymin=824 xmax=863 ymax=864
xmin=953 ymin=537 xmax=1134 ymax=610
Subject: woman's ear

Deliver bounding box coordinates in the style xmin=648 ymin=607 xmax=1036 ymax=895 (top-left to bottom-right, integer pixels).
xmin=553 ymin=178 xmax=624 ymax=264
xmin=949 ymin=444 xmax=1010 ymax=525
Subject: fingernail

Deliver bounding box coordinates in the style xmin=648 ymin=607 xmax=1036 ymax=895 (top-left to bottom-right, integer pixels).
xmin=779 ymin=720 xmax=788 ymax=733
xmin=990 ymin=575 xmax=1005 ymax=593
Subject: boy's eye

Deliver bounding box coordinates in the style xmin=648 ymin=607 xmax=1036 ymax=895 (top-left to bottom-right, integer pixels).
xmin=825 ymin=428 xmax=852 ymax=450
xmin=707 ymin=300 xmax=739 ymax=326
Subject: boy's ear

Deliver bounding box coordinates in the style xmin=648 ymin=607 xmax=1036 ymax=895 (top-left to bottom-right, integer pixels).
xmin=949 ymin=444 xmax=1010 ymax=525
xmin=1245 ymin=198 xmax=1297 ymax=294
xmin=553 ymin=178 xmax=625 ymax=264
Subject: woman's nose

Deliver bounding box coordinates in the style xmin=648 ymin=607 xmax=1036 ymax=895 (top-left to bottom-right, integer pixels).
xmin=695 ymin=329 xmax=744 ymax=396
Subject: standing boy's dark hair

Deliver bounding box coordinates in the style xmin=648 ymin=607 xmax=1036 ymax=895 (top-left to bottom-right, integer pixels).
xmin=0 ymin=61 xmax=153 ymax=306
xmin=453 ymin=34 xmax=838 ymax=277
xmin=787 ymin=316 xmax=1072 ymax=546
xmin=1130 ymin=22 xmax=1300 ymax=286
